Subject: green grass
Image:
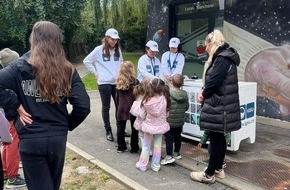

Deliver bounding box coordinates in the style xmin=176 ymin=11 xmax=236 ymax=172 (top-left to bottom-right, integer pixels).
xmin=81 ymin=52 xmax=143 ymax=91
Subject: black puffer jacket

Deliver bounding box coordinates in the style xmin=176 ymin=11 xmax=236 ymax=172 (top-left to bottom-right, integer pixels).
xmin=200 ymin=43 xmax=241 ymax=133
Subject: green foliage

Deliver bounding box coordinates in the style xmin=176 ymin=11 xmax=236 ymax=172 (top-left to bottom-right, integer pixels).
xmin=76 ymin=0 xmax=147 ymax=53
xmin=0 ymin=0 xmax=86 ymax=56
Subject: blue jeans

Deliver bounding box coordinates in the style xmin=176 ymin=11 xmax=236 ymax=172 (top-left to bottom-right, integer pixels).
xmin=98 ymin=84 xmax=118 ymax=132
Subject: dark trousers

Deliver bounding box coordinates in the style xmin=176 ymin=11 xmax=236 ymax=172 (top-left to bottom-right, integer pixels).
xmin=19 ymin=136 xmax=67 ymax=190
xmin=205 ymin=131 xmax=226 ymax=176
xmin=117 ymin=117 xmax=139 ymax=151
xmin=164 ymin=127 xmax=183 ymax=156
xmin=98 ymin=84 xmax=118 ymax=132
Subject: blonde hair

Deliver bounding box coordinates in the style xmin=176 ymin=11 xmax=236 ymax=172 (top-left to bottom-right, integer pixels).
xmin=202 ymin=29 xmax=225 ymax=83
xmin=116 ymin=61 xmax=135 ymax=90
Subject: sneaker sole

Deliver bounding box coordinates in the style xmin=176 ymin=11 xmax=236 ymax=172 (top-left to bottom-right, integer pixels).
xmin=161 ymin=159 xmax=175 ymax=165
xmin=6 ymin=184 xmax=26 ymax=189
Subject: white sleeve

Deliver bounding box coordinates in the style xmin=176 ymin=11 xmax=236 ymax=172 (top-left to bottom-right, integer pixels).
xmin=83 ymin=47 xmax=99 ymax=76
xmin=172 ymin=53 xmax=185 ymax=75
xmin=161 ymin=52 xmax=170 ymax=76
xmin=137 ymin=56 xmax=157 ymax=81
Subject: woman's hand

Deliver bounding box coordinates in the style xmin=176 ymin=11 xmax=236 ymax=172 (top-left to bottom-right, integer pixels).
xmin=197 ymin=89 xmax=204 ymax=103
xmin=17 ymin=105 xmax=33 ymax=125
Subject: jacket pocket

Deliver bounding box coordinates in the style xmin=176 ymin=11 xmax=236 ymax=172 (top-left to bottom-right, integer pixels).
xmin=211 ymin=93 xmax=220 ymax=107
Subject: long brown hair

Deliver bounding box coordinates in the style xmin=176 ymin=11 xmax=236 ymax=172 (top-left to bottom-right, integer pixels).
xmin=101 ymin=37 xmax=120 ymax=59
xmin=29 ymin=21 xmax=74 ymax=103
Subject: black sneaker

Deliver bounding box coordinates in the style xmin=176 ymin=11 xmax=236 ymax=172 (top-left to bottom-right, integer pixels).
xmin=117 ymin=148 xmax=128 ymax=153
xmin=130 ymin=148 xmax=140 ymax=153
xmin=6 ymin=175 xmax=26 ymax=189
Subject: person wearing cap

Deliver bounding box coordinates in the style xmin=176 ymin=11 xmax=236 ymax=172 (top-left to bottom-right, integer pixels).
xmin=83 ymin=28 xmax=123 ymax=142
xmin=137 ymin=40 xmax=161 ymax=82
xmin=161 ymin=37 xmax=185 ymax=82
xmin=0 ymin=48 xmax=26 ymax=189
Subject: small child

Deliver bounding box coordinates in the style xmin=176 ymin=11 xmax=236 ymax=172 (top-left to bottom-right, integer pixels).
xmin=161 ymin=74 xmax=189 ymax=165
xmin=130 ymin=82 xmax=146 ymax=150
xmin=198 ymin=131 xmax=231 ymax=168
xmin=116 ymin=61 xmax=139 ymax=153
xmin=135 ymin=78 xmax=171 ymax=172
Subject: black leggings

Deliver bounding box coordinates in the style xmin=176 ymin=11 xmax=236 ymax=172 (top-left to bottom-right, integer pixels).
xmin=205 ymin=131 xmax=227 ymax=176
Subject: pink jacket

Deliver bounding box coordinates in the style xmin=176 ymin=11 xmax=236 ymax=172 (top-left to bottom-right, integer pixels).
xmin=130 ymin=100 xmax=144 ymax=130
xmin=141 ymin=95 xmax=170 ymax=135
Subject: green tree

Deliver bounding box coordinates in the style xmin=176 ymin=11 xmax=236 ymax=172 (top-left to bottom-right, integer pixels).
xmin=0 ymin=0 xmax=86 ymax=57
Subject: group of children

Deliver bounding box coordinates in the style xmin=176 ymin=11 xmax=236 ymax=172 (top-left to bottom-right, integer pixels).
xmin=115 ymin=60 xmax=189 ymax=172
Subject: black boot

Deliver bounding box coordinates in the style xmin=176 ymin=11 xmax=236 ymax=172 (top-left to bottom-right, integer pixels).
xmin=106 ymin=130 xmax=114 ymax=142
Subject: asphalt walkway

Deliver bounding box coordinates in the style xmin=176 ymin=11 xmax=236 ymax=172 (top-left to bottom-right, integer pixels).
xmin=65 ymin=63 xmax=290 ymax=190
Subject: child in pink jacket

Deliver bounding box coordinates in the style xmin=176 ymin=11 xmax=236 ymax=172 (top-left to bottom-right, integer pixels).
xmin=135 ymin=78 xmax=171 ymax=172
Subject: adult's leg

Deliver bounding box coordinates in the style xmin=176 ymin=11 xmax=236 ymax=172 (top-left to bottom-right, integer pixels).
xmin=47 ymin=136 xmax=67 ymax=190
xmin=19 ymin=136 xmax=67 ymax=190
xmin=164 ymin=130 xmax=174 ymax=156
xmin=205 ymin=131 xmax=226 ymax=176
xmin=130 ymin=116 xmax=139 ymax=152
xmin=19 ymin=138 xmax=53 ymax=190
xmin=98 ymin=84 xmax=112 ymax=132
xmin=117 ymin=120 xmax=127 ymax=150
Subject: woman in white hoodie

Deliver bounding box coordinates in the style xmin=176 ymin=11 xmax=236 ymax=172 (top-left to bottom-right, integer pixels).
xmin=83 ymin=28 xmax=123 ymax=142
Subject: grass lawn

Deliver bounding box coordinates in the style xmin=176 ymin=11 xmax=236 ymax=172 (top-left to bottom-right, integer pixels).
xmin=81 ymin=52 xmax=143 ymax=91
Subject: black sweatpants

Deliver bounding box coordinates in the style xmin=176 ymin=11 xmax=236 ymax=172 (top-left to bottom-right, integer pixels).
xmin=205 ymin=131 xmax=226 ymax=176
xmin=19 ymin=135 xmax=67 ymax=190
xmin=164 ymin=127 xmax=183 ymax=156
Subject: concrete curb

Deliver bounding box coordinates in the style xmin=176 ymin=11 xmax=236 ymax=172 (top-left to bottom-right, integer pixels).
xmin=67 ymin=141 xmax=264 ymax=190
xmin=66 ymin=142 xmax=149 ymax=190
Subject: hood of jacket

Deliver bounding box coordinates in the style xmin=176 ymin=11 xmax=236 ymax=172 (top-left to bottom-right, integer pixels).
xmin=14 ymin=51 xmax=34 ymax=79
xmin=170 ymin=89 xmax=188 ymax=103
xmin=214 ymin=42 xmax=240 ymax=66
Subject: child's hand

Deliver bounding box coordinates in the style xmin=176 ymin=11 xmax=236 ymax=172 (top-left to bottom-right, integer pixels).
xmin=198 ymin=143 xmax=202 ymax=148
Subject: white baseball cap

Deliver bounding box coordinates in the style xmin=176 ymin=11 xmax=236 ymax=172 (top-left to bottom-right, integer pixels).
xmin=146 ymin=40 xmax=159 ymax=52
xmin=105 ymin=28 xmax=120 ymax=39
xmin=169 ymin=37 xmax=180 ymax=48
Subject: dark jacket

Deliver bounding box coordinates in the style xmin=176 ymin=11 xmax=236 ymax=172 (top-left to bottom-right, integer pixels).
xmin=200 ymin=43 xmax=241 ymax=133
xmin=0 ymin=89 xmax=19 ymax=121
xmin=116 ymin=77 xmax=139 ymax=121
xmin=0 ymin=52 xmax=91 ymax=139
xmin=167 ymin=88 xmax=189 ymax=128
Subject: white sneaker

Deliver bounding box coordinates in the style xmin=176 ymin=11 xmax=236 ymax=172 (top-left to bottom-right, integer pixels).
xmin=173 ymin=152 xmax=182 ymax=160
xmin=215 ymin=169 xmax=225 ymax=179
xmin=161 ymin=156 xmax=175 ymax=165
xmin=190 ymin=172 xmax=215 ymax=183
xmin=203 ymin=167 xmax=225 ymax=179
